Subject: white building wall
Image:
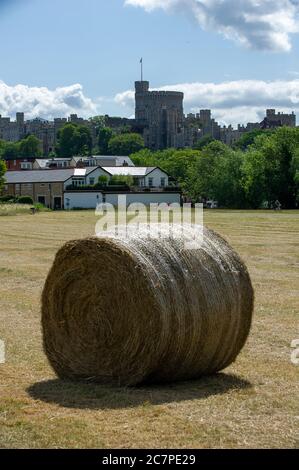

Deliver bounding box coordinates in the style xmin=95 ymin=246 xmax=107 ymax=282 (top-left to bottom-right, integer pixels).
xmin=106 ymin=192 xmax=180 ymax=207
xmin=144 ymin=169 xmax=169 ymax=187
xmin=64 ymin=191 xmax=181 ymax=209
xmin=64 ymin=192 xmax=103 ymax=209
xmin=86 ymin=168 xmax=110 ymax=185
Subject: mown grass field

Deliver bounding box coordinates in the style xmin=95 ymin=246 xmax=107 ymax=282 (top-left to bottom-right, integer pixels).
xmin=0 ymin=210 xmax=298 ymax=448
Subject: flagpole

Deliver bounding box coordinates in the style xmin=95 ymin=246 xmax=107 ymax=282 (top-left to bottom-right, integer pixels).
xmin=141 ymin=58 xmax=143 ymax=82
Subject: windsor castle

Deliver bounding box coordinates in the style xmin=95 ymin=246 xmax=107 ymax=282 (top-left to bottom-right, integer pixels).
xmin=0 ymin=79 xmax=296 ymax=154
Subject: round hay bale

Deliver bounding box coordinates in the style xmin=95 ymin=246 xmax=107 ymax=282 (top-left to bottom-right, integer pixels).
xmin=42 ymin=225 xmax=254 ymax=386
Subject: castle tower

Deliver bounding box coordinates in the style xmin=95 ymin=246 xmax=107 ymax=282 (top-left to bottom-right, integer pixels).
xmin=16 ymin=112 xmax=24 ymax=128
xmin=135 ymin=81 xmax=149 ymax=94
xmin=135 ymin=78 xmax=185 ymax=150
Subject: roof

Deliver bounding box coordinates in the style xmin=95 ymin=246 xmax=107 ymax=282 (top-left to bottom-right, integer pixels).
xmin=102 ymin=167 xmax=162 ymax=177
xmin=35 ymin=158 xmax=72 ymax=168
xmin=5 ymin=167 xmax=97 ymax=184
xmin=34 ymin=159 xmax=49 ymax=168
xmin=3 ymin=155 xmax=36 ymax=161
xmin=51 ymin=158 xmax=72 ymax=161
xmin=73 ymin=155 xmax=135 ymax=166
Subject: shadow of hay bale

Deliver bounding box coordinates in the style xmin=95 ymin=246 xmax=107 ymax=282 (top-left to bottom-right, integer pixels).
xmin=27 ymin=373 xmax=252 ymax=410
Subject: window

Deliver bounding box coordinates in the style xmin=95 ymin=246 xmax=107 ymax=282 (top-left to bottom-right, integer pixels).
xmin=89 ymin=177 xmax=95 ymax=186
xmin=21 ymin=162 xmax=32 ymax=170
xmin=148 ymin=177 xmax=154 ymax=188
xmin=73 ymin=178 xmax=85 ymax=187
xmin=160 ymin=177 xmax=166 ymax=187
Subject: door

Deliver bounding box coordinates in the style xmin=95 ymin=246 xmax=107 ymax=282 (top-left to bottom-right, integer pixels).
xmin=53 ymin=197 xmax=62 ymax=210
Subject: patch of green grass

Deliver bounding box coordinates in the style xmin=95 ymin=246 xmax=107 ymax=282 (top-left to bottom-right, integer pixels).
xmin=0 ymin=203 xmax=51 ymax=216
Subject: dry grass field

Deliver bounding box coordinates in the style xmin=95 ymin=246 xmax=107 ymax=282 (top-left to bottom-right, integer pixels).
xmin=0 ymin=209 xmax=298 ymax=449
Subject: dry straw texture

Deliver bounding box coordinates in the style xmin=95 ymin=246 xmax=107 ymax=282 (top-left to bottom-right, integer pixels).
xmin=42 ymin=224 xmax=254 ymax=386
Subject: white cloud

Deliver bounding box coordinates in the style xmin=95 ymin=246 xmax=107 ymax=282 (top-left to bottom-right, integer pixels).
xmin=0 ymin=81 xmax=100 ymax=120
xmin=115 ymin=79 xmax=299 ymax=126
xmin=2 ymin=78 xmax=299 ymax=127
xmin=125 ymin=0 xmax=299 ymax=52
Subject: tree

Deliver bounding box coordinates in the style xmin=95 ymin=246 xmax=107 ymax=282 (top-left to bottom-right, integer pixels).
xmin=131 ymin=148 xmax=200 ymax=185
xmin=242 ymin=127 xmax=299 ymax=208
xmin=19 ymin=135 xmax=42 ymax=158
xmin=89 ymin=115 xmax=107 ymax=132
xmin=108 ymin=133 xmax=144 ymax=156
xmin=234 ymin=129 xmax=274 ymax=151
xmin=211 ymin=149 xmax=246 ymax=208
xmin=241 ymin=148 xmax=267 ymax=208
xmin=98 ymin=127 xmax=114 ymax=155
xmin=185 ymin=142 xmax=228 ymax=202
xmin=193 ymin=134 xmax=215 ymax=150
xmin=1 ymin=136 xmax=42 ymax=160
xmin=2 ymin=142 xmax=19 ymax=160
xmin=56 ymin=123 xmax=92 ymax=157
xmin=0 ymin=158 xmax=6 ymax=192
xmin=157 ymin=149 xmax=200 ymax=184
xmin=183 ymin=141 xmax=247 ymax=207
xmin=130 ymin=148 xmax=159 ymax=167
xmin=0 ymin=140 xmax=6 ymax=157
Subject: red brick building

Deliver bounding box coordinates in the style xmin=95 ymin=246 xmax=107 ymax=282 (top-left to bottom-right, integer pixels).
xmin=4 ymin=157 xmax=36 ymax=171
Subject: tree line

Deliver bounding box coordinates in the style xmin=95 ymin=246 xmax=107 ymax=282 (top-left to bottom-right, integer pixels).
xmin=0 ymin=123 xmax=145 ymax=160
xmin=131 ymin=127 xmax=299 ymax=209
xmin=53 ymin=122 xmax=144 ymax=157
xmin=0 ymin=135 xmax=42 ymax=160
xmin=1 ymin=122 xmax=298 ymax=209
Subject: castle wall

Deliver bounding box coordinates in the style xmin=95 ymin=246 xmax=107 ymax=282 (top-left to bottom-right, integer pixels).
xmin=135 ymin=82 xmax=185 ymax=150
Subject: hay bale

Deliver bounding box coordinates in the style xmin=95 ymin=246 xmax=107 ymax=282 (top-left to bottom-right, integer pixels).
xmin=42 ymin=225 xmax=254 ymax=386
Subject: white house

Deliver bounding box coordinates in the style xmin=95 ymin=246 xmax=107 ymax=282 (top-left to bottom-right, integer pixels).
xmin=103 ymin=167 xmax=169 ymax=188
xmin=65 ymin=167 xmax=111 ymax=188
xmin=4 ymin=165 xmax=180 ymax=210
xmin=63 ymin=166 xmax=178 ymax=209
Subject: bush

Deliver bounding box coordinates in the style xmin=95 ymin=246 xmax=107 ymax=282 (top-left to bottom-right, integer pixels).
xmin=98 ymin=175 xmax=108 ymax=186
xmin=105 ymin=185 xmax=130 ymax=192
xmin=0 ymin=195 xmax=16 ymax=203
xmin=109 ymin=175 xmax=134 ymax=186
xmin=34 ymin=202 xmax=48 ymax=211
xmin=17 ymin=196 xmax=34 ymax=205
xmin=108 ymin=133 xmax=144 ymax=156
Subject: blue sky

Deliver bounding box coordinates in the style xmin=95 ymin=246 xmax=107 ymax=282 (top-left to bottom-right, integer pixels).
xmin=1 ymin=0 xmax=299 ymax=125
